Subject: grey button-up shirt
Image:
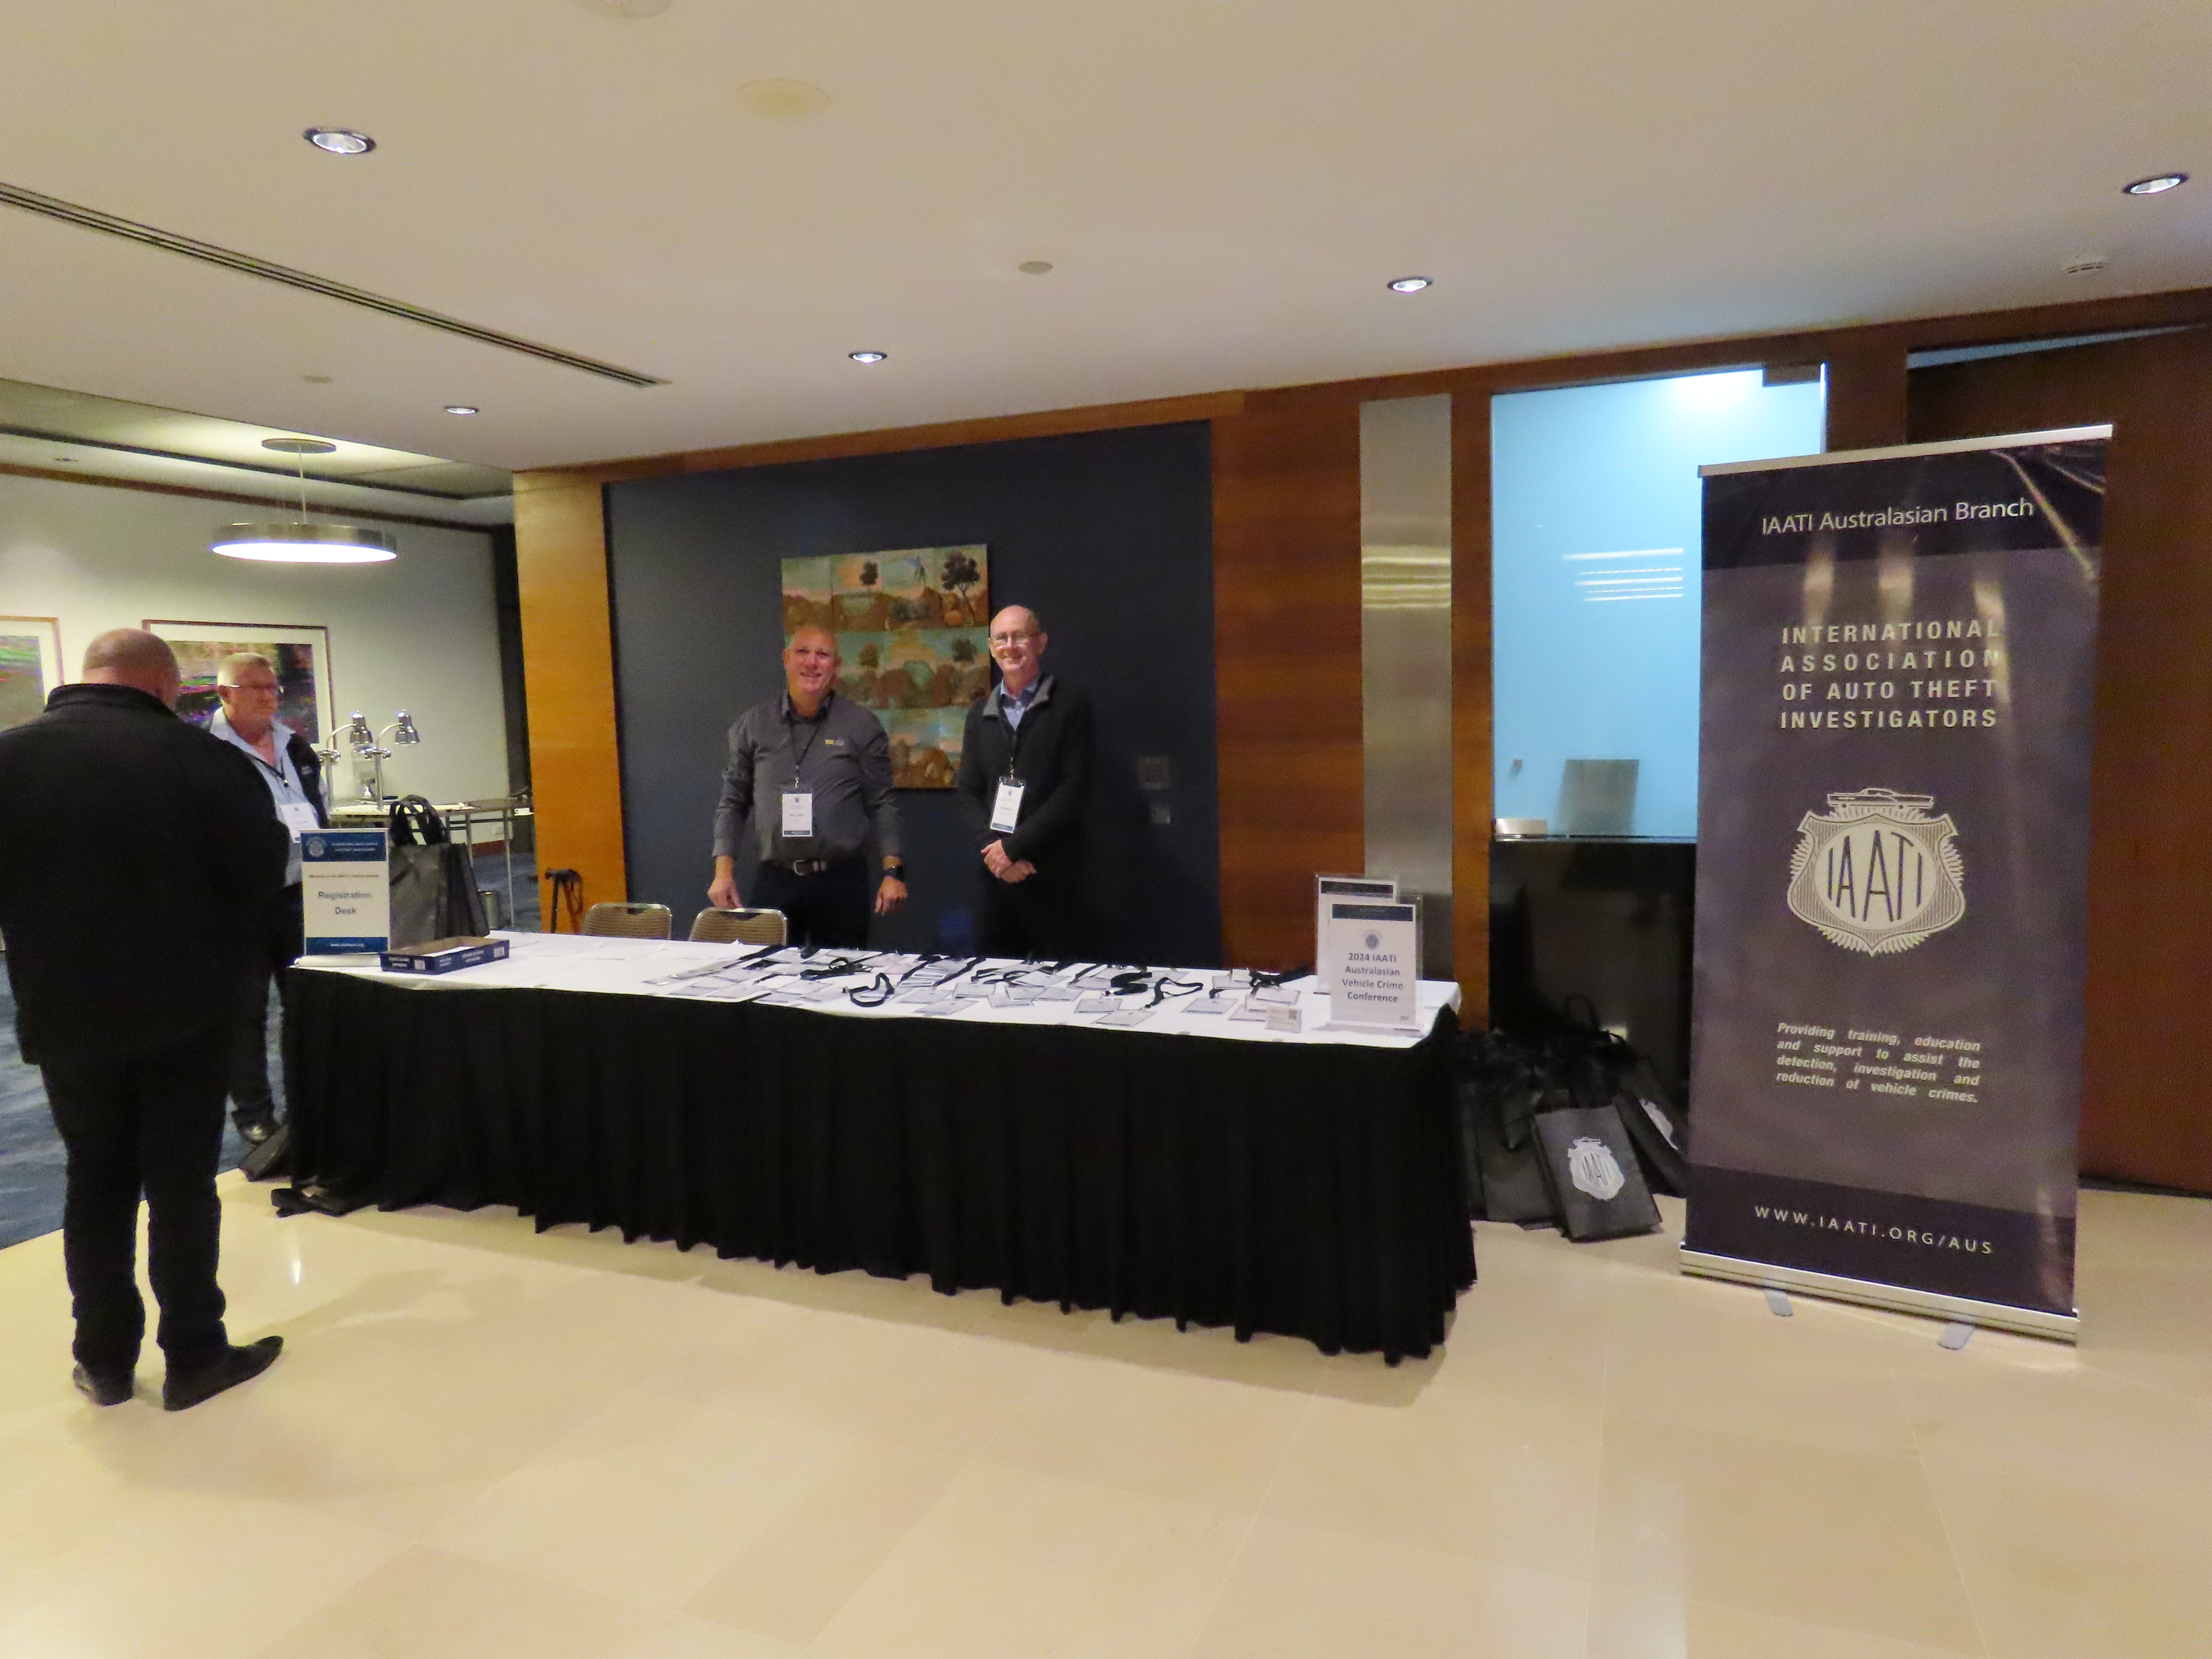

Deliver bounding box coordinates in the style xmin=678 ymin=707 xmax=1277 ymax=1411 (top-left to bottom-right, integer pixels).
xmin=713 ymin=690 xmax=901 ymax=866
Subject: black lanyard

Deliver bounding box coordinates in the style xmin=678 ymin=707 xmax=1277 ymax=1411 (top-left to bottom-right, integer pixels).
xmin=1001 ymin=680 xmax=1042 ymax=780
xmin=785 ymin=707 xmax=824 ymax=788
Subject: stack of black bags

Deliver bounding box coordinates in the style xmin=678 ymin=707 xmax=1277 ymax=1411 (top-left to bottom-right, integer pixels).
xmin=1455 ymin=1002 xmax=1689 ymax=1241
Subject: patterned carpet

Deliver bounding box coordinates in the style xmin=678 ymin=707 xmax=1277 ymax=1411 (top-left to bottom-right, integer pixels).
xmin=0 ymin=852 xmax=536 ymax=1249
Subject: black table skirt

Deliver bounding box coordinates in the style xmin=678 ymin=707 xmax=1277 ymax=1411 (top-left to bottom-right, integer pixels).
xmin=284 ymin=973 xmax=1475 ymax=1361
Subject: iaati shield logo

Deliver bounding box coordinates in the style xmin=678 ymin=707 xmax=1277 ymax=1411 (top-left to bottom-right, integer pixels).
xmin=1787 ymin=788 xmax=1965 ymax=955
xmin=1566 ymin=1137 xmax=1627 ymax=1201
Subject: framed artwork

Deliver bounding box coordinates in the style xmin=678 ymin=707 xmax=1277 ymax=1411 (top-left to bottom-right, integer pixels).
xmin=0 ymin=616 xmax=64 ymax=731
xmin=781 ymin=547 xmax=989 ymax=788
xmin=144 ymin=620 xmax=335 ymax=746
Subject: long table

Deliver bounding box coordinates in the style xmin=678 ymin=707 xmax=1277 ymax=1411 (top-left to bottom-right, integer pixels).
xmin=283 ymin=937 xmax=1475 ymax=1361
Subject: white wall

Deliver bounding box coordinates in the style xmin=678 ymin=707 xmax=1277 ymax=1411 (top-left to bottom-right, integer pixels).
xmin=0 ymin=472 xmax=509 ymax=804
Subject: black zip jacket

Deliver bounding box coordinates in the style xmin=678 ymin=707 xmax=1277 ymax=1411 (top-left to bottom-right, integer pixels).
xmin=0 ymin=683 xmax=290 ymax=1063
xmin=955 ymin=676 xmax=1094 ymax=868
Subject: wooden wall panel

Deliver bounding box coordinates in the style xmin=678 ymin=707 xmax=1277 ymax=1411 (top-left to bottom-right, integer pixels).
xmin=1825 ymin=346 xmax=1912 ymax=451
xmin=1212 ymin=393 xmax=1364 ymax=969
xmin=1450 ymin=395 xmax=1494 ymax=1021
xmin=1909 ymin=329 xmax=2212 ymax=1192
xmin=512 ymin=471 xmax=629 ymax=922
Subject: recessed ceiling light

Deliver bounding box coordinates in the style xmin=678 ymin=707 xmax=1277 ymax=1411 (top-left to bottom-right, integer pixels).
xmin=444 ymin=405 xmax=480 ymax=416
xmin=1018 ymin=260 xmax=1054 ymax=275
xmin=2062 ymin=255 xmax=2109 ymax=278
xmin=304 ymin=128 xmax=375 ymax=156
xmin=2124 ymin=172 xmax=2187 ymax=195
xmin=849 ymin=350 xmax=887 ymax=364
xmin=1387 ymin=276 xmax=1432 ymax=293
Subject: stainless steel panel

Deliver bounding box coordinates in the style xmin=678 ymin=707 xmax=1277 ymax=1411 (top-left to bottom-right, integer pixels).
xmin=1360 ymin=395 xmax=1454 ymax=980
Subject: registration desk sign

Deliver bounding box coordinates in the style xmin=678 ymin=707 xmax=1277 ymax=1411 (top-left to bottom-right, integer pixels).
xmin=302 ymin=827 xmax=390 ymax=954
xmin=1324 ymin=899 xmax=1420 ymax=1030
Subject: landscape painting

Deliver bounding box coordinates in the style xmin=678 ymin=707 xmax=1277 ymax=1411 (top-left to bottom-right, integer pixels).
xmin=0 ymin=617 xmax=64 ymax=731
xmin=782 ymin=546 xmax=987 ymax=788
xmin=885 ymin=708 xmax=967 ymax=789
xmin=145 ymin=620 xmax=335 ymax=745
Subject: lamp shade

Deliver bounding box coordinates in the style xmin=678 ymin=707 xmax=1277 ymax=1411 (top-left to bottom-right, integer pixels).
xmin=211 ymin=522 xmax=397 ymax=563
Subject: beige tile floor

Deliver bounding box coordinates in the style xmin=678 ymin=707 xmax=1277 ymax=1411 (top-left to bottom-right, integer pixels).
xmin=0 ymin=1177 xmax=2207 ymax=1658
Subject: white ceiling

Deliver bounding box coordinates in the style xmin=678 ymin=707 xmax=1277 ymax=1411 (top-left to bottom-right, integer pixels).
xmin=1 ymin=0 xmax=2205 ymax=472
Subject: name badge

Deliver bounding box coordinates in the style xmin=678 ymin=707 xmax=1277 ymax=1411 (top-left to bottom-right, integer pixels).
xmin=991 ymin=780 xmax=1025 ymax=834
xmin=278 ymin=802 xmax=321 ymax=838
xmin=781 ymin=791 xmax=815 ymax=837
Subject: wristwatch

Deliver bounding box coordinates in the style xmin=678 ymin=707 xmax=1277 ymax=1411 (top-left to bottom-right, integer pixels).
xmin=882 ymin=859 xmax=905 ymax=876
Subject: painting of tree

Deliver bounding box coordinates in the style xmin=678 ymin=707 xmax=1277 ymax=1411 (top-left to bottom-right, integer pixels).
xmin=939 ymin=548 xmax=983 ymax=627
xmin=783 ymin=545 xmax=987 ymax=786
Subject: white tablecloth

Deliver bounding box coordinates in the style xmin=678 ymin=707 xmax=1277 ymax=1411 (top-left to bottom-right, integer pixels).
xmin=293 ymin=933 xmax=1459 ymax=1050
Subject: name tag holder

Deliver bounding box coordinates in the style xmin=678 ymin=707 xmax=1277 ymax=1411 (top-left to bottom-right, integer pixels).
xmin=781 ymin=791 xmax=815 ymax=838
xmin=991 ymin=780 xmax=1026 ymax=835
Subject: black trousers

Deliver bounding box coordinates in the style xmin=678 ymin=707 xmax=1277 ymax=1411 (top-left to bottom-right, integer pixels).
xmin=42 ymin=1021 xmax=234 ymax=1375
xmin=977 ymin=867 xmax=1087 ymax=960
xmin=230 ymin=885 xmax=305 ymax=1125
xmin=750 ymin=861 xmax=871 ymax=950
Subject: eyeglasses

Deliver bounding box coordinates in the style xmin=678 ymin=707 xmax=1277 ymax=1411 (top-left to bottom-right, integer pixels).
xmin=989 ymin=632 xmax=1036 ymax=646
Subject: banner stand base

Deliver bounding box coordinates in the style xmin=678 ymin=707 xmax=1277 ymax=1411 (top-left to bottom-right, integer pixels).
xmin=1679 ymin=1247 xmax=2079 ymax=1344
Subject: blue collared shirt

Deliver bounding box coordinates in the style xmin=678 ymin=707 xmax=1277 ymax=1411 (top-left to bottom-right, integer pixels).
xmin=1000 ymin=676 xmax=1042 ymax=731
xmin=210 ymin=711 xmax=314 ymax=885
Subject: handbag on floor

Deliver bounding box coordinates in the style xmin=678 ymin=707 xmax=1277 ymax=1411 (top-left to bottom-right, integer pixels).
xmin=238 ymin=1123 xmax=290 ymax=1182
xmin=1532 ymin=1104 xmax=1662 ymax=1240
xmin=1455 ymin=1030 xmax=1564 ymax=1226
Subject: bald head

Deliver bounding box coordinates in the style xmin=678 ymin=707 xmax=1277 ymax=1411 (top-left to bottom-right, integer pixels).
xmin=81 ymin=629 xmax=182 ymax=708
xmin=987 ymin=605 xmax=1048 ymax=696
xmin=782 ymin=624 xmax=841 ymax=715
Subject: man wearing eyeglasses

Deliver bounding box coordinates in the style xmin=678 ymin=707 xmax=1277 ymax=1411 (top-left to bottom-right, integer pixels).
xmin=208 ymin=653 xmax=329 ymax=1147
xmin=956 ymin=605 xmax=1094 ymax=958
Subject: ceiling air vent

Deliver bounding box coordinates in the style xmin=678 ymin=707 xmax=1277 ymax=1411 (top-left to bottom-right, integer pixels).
xmin=0 ymin=181 xmax=667 ymax=388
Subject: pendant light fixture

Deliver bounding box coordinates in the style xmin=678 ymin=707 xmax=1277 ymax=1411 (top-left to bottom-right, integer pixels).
xmin=211 ymin=438 xmax=397 ymax=563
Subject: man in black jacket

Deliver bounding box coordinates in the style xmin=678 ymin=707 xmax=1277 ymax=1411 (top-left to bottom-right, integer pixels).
xmin=0 ymin=629 xmax=291 ymax=1411
xmin=955 ymin=606 xmax=1094 ymax=958
xmin=208 ymin=651 xmax=329 ymax=1144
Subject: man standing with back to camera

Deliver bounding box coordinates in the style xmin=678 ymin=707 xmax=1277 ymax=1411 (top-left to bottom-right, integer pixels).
xmin=708 ymin=623 xmax=907 ymax=948
xmin=0 ymin=629 xmax=291 ymax=1410
xmin=956 ymin=605 xmax=1094 ymax=958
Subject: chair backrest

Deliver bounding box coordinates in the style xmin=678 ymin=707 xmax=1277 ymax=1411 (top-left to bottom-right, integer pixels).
xmin=689 ymin=907 xmax=787 ymax=946
xmin=581 ymin=901 xmax=673 ymax=940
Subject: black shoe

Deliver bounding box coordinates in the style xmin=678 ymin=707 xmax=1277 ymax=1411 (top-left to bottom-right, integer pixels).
xmin=162 ymin=1336 xmax=283 ymax=1412
xmin=73 ymin=1364 xmax=133 ymax=1407
xmin=235 ymin=1115 xmax=277 ymax=1146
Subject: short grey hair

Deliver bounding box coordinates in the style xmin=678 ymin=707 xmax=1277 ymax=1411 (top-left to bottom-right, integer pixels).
xmin=216 ymin=652 xmax=276 ymax=687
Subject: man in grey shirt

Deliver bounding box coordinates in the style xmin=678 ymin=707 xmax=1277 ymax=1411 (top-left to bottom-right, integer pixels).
xmin=708 ymin=624 xmax=905 ymax=948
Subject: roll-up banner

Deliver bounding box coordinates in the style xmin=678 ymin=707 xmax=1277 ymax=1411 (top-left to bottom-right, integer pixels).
xmin=1684 ymin=425 xmax=2109 ymax=1341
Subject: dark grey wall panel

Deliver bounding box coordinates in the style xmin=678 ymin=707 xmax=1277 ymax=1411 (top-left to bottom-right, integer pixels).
xmin=605 ymin=422 xmax=1220 ymax=965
